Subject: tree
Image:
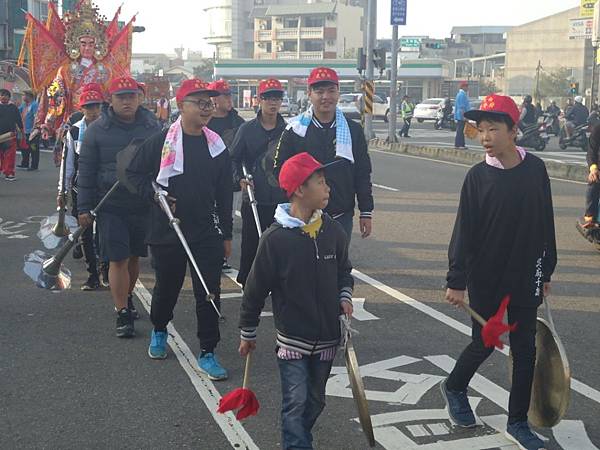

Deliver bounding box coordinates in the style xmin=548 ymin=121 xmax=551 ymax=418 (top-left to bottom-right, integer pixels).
xmin=480 ymin=80 xmax=498 ymax=96
xmin=538 ymin=67 xmax=572 ymax=98
xmin=192 ymin=59 xmax=215 ymax=81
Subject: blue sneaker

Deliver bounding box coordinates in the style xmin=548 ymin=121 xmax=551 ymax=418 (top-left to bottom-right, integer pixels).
xmin=197 ymin=353 xmax=228 ymax=380
xmin=505 ymin=421 xmax=545 ymax=450
xmin=148 ymin=330 xmax=168 ymax=359
xmin=440 ymin=379 xmax=477 ymax=427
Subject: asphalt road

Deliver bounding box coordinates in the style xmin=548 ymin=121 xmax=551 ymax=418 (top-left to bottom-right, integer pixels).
xmin=1 ymin=147 xmax=599 ymax=449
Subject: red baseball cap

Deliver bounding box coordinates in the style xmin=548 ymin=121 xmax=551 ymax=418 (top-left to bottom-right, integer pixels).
xmin=108 ymin=76 xmax=139 ymax=95
xmin=459 ymin=81 xmax=469 ymax=89
xmin=464 ymin=94 xmax=520 ymax=126
xmin=279 ymin=152 xmax=340 ymax=197
xmin=82 ymin=82 xmax=104 ymax=95
xmin=79 ymin=89 xmax=104 ymax=107
xmin=208 ymin=79 xmax=232 ymax=95
xmin=308 ymin=67 xmax=339 ymax=87
xmin=258 ymin=78 xmax=284 ymax=96
xmin=137 ymin=82 xmax=146 ymax=93
xmin=176 ymin=78 xmax=219 ymax=102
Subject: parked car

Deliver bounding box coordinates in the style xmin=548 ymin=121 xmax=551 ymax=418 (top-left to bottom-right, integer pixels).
xmin=280 ymin=97 xmax=299 ymax=117
xmin=414 ymin=98 xmax=445 ymax=122
xmin=338 ymin=93 xmax=389 ymax=121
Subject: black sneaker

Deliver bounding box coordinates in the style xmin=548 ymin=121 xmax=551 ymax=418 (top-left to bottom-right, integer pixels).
xmin=81 ymin=274 xmax=100 ymax=291
xmin=72 ymin=243 xmax=84 ymax=260
xmin=116 ymin=308 xmax=135 ymax=338
xmin=100 ymin=263 xmax=109 ymax=287
xmin=128 ymin=294 xmax=140 ymax=320
xmin=222 ymin=259 xmax=232 ymax=272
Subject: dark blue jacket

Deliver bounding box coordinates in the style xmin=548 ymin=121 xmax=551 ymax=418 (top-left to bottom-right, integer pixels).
xmin=77 ymin=106 xmax=161 ymax=214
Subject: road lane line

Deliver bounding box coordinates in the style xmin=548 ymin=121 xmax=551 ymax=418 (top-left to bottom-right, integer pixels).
xmin=554 ymin=421 xmax=600 ymax=450
xmin=373 ymin=183 xmax=399 ymax=192
xmin=370 ymin=149 xmax=587 ymax=185
xmin=134 ymin=281 xmax=258 ymax=450
xmin=351 ymin=269 xmax=600 ymax=405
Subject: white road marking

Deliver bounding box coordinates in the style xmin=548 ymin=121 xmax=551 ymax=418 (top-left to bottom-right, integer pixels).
xmin=554 ymin=420 xmax=600 ymax=450
xmin=351 ymin=298 xmax=380 ymax=321
xmin=426 ymin=422 xmax=449 ymax=436
xmin=133 ymin=282 xmax=259 ymax=450
xmin=220 ymin=292 xmax=243 ymax=299
xmin=406 ymin=424 xmax=429 ymax=437
xmin=7 ymin=234 xmax=29 ymax=239
xmin=373 ymin=183 xmax=399 ymax=192
xmin=351 ymin=269 xmax=600 ymax=405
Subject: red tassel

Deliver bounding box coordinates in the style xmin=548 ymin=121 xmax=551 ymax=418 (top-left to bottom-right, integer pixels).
xmin=217 ymin=387 xmax=260 ymax=420
xmin=481 ymin=296 xmax=517 ymax=349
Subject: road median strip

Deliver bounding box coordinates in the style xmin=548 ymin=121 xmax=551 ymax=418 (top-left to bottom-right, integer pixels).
xmin=369 ymin=138 xmax=588 ymax=183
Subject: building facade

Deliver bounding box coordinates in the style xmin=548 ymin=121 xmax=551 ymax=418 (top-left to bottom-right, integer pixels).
xmin=1 ymin=0 xmax=48 ymax=61
xmin=450 ymin=26 xmax=510 ymax=58
xmin=505 ymin=7 xmax=592 ymax=98
xmin=252 ymin=1 xmax=362 ymax=60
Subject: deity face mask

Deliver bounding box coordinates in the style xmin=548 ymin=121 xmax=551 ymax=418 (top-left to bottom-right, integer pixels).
xmin=79 ymin=37 xmax=96 ymax=60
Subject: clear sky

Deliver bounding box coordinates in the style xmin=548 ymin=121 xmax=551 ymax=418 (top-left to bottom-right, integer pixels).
xmin=93 ymin=0 xmax=581 ymax=55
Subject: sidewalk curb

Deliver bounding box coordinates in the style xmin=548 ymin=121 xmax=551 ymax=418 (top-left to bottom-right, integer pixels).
xmin=369 ymin=138 xmax=588 ymax=183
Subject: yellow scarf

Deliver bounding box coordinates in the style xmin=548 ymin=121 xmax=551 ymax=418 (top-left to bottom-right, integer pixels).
xmin=301 ymin=211 xmax=323 ymax=239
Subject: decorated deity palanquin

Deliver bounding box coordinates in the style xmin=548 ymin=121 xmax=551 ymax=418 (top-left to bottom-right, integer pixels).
xmin=18 ymin=0 xmax=135 ymax=138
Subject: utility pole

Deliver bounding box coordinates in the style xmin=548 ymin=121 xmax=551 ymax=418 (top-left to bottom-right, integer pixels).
xmin=363 ymin=0 xmax=377 ymax=141
xmin=388 ymin=24 xmax=399 ymax=143
xmin=389 ymin=0 xmax=407 ymax=143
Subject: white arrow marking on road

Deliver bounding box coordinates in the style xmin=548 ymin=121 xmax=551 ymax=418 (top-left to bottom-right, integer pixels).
xmin=554 ymin=420 xmax=600 ymax=450
xmin=351 ymin=298 xmax=380 ymax=321
xmin=352 ymin=268 xmax=600 ymax=405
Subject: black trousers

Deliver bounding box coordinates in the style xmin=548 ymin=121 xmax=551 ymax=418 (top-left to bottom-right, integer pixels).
xmin=71 ymin=190 xmax=98 ymax=275
xmin=585 ymin=181 xmax=600 ymax=219
xmin=237 ymin=201 xmax=277 ymax=286
xmin=446 ymin=303 xmax=537 ymax=424
xmin=20 ymin=134 xmax=40 ymax=169
xmin=150 ymin=240 xmax=224 ymax=351
xmin=455 ymin=120 xmax=466 ymax=148
xmin=400 ymin=118 xmax=412 ymax=137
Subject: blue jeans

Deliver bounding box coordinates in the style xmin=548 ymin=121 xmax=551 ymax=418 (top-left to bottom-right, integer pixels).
xmin=278 ymin=355 xmax=334 ymax=450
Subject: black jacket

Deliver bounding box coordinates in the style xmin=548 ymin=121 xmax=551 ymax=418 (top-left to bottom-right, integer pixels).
xmin=125 ymin=129 xmax=233 ymax=246
xmin=77 ymin=107 xmax=161 ymax=214
xmin=588 ymin=123 xmax=600 ymax=167
xmin=0 ymin=103 xmax=23 ymax=134
xmin=239 ymin=213 xmax=354 ymax=354
xmin=567 ymin=102 xmax=589 ymax=127
xmin=273 ymin=118 xmax=374 ymax=218
xmin=230 ymin=112 xmax=287 ymax=206
xmin=447 ymin=154 xmax=557 ymax=310
xmin=207 ymin=109 xmax=245 ymax=147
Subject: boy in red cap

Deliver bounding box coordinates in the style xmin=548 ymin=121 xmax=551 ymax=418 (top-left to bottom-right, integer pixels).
xmin=442 ymin=94 xmax=556 ymax=450
xmin=126 ymin=79 xmax=233 ymax=380
xmin=230 ymin=78 xmax=288 ymax=286
xmin=239 ymin=152 xmax=353 ymax=449
xmin=78 ymin=76 xmax=162 ymax=337
xmin=57 ymin=86 xmax=104 ymax=290
xmin=274 ymin=66 xmax=373 ymax=245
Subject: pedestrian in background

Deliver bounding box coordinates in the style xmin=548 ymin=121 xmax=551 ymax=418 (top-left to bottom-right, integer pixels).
xmin=400 ymin=95 xmax=414 ymax=138
xmin=18 ymin=90 xmax=40 ymax=171
xmin=0 ymin=89 xmax=23 ymax=181
xmin=454 ymin=81 xmax=470 ymax=149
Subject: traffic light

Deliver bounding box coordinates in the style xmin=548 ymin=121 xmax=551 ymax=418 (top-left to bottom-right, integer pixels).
xmin=357 ymin=48 xmax=366 ymax=72
xmin=373 ymin=48 xmax=386 ymax=71
xmin=570 ymin=82 xmax=579 ymax=95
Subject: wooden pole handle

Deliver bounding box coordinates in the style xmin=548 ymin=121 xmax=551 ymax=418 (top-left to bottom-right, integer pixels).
xmin=461 ymin=302 xmax=487 ymax=327
xmin=242 ymin=352 xmax=252 ymax=389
